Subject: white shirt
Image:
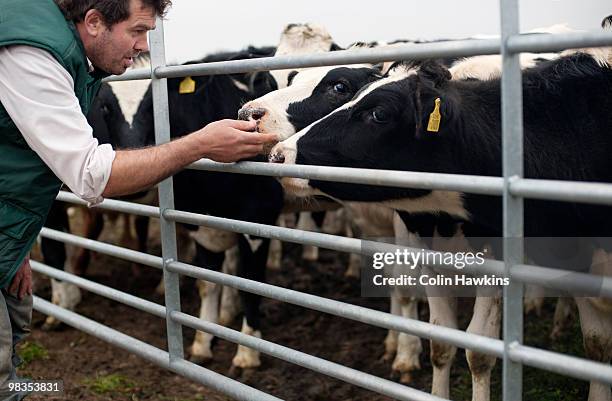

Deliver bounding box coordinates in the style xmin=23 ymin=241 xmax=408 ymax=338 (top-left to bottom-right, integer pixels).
xmin=0 ymin=45 xmax=116 ymax=204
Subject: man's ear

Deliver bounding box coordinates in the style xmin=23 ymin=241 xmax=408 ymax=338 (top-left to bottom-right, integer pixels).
xmin=82 ymin=9 xmax=106 ymax=37
xmin=418 ymin=60 xmax=452 ymax=88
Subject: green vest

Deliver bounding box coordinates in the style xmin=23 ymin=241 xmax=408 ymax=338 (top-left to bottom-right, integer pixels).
xmin=0 ymin=0 xmax=109 ymax=287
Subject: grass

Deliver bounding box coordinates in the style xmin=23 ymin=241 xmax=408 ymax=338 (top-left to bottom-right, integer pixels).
xmin=82 ymin=373 xmax=136 ymax=395
xmin=17 ymin=341 xmax=48 ymax=366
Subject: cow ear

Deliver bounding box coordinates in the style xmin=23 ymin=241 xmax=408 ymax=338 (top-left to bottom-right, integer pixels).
xmin=603 ymin=15 xmax=612 ymax=29
xmin=413 ymin=82 xmax=457 ymax=138
xmin=418 ymin=60 xmax=452 ymax=88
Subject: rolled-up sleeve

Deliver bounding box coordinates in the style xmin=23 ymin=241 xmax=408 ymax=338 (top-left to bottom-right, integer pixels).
xmin=0 ymin=45 xmax=116 ymax=204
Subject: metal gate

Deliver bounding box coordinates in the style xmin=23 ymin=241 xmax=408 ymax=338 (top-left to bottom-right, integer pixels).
xmin=32 ymin=1 xmax=612 ymax=400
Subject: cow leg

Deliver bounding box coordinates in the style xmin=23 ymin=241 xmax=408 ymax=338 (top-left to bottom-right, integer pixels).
xmin=344 ymin=222 xmax=361 ymax=278
xmin=189 ymin=243 xmax=225 ymax=365
xmin=219 ymin=246 xmax=241 ymax=326
xmin=466 ymin=295 xmax=501 ymax=401
xmin=297 ymin=212 xmax=319 ymax=262
xmin=232 ymin=235 xmax=269 ymax=369
xmin=428 ymin=293 xmax=458 ymax=398
xmin=41 ymin=202 xmax=82 ymax=331
xmin=550 ymin=297 xmax=575 ymax=340
xmin=266 ymin=215 xmax=285 ymax=270
xmin=383 ymin=292 xmax=400 ymax=361
xmin=72 ymin=209 xmax=104 ymax=275
xmin=524 ymin=283 xmax=545 ymax=317
xmin=392 ymin=296 xmax=423 ymax=384
xmin=130 ymin=215 xmax=150 ymax=277
xmin=575 ymin=248 xmax=612 ymax=401
xmin=321 ymin=208 xmax=346 ymax=235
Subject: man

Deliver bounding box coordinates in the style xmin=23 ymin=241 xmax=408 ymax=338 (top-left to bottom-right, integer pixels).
xmin=0 ymin=0 xmax=277 ymax=398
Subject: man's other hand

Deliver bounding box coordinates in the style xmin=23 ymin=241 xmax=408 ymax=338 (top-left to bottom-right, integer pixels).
xmin=196 ymin=119 xmax=278 ymax=163
xmin=9 ymin=256 xmax=32 ymax=300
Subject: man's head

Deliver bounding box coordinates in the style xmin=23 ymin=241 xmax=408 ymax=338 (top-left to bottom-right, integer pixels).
xmin=56 ymin=0 xmax=171 ymax=74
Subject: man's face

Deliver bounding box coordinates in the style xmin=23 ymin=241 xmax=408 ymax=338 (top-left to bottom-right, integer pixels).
xmin=89 ymin=0 xmax=156 ymax=74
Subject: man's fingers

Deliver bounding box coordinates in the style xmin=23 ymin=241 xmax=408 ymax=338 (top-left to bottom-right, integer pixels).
xmin=239 ymin=144 xmax=266 ymax=158
xmin=226 ymin=119 xmax=257 ymax=131
xmin=8 ymin=275 xmax=19 ymax=297
xmin=239 ymin=131 xmax=278 ymax=145
xmin=18 ymin=277 xmax=28 ymax=300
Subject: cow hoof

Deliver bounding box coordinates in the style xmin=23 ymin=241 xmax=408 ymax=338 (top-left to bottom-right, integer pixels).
xmin=228 ymin=365 xmax=256 ymax=380
xmin=232 ymin=348 xmax=261 ymax=369
xmin=189 ymin=353 xmax=213 ymax=366
xmin=399 ymin=372 xmax=413 ymax=384
xmin=41 ymin=317 xmax=65 ymax=331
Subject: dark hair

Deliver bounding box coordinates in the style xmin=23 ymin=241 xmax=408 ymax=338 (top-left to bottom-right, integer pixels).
xmin=54 ymin=0 xmax=171 ymax=26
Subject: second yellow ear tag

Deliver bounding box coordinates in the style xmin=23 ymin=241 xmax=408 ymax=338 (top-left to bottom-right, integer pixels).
xmin=427 ymin=98 xmax=442 ymax=133
xmin=179 ymin=76 xmax=196 ymax=94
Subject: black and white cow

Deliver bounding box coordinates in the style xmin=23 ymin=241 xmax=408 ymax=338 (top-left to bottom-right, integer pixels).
xmin=271 ymin=48 xmax=612 ymax=401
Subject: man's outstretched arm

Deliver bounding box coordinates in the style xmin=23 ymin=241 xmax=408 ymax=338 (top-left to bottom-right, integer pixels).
xmin=102 ymin=119 xmax=277 ymax=198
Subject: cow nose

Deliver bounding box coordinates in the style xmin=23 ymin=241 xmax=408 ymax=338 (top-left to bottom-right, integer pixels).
xmin=269 ymin=146 xmax=286 ymax=164
xmin=238 ymin=106 xmax=267 ymax=121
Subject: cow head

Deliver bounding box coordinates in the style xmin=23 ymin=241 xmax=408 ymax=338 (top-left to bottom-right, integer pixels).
xmin=238 ymin=64 xmax=383 ymax=142
xmin=270 ymin=23 xmax=339 ymax=89
xmin=269 ymin=61 xmax=463 ymax=207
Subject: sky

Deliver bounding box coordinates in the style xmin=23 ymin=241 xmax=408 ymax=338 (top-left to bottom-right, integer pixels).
xmin=159 ymin=0 xmax=611 ymax=64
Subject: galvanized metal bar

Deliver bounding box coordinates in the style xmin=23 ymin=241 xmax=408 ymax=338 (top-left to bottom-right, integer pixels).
xmin=189 ymin=160 xmax=505 ymax=196
xmin=508 ymin=30 xmax=612 ymax=54
xmin=55 ymin=190 xmax=160 ymax=218
xmin=508 ymin=343 xmax=612 ymax=385
xmin=509 ymin=178 xmax=612 ymax=206
xmin=500 ymin=0 xmax=525 ymax=400
xmin=103 ymin=67 xmax=151 ymax=82
xmin=57 ymin=166 xmax=612 ymax=209
xmin=149 ymin=17 xmax=184 ymax=361
xmin=153 ymin=39 xmax=499 ymax=78
xmin=31 ymin=261 xmax=166 ymax=318
xmin=102 ymin=31 xmax=612 ymax=83
xmin=33 ymin=297 xmax=283 ymax=401
xmin=172 ymin=312 xmax=448 ymax=401
xmin=167 ymin=260 xmax=504 ymax=358
xmin=39 ymin=227 xmax=162 ymax=269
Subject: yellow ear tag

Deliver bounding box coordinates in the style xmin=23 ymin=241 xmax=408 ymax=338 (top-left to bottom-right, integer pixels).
xmin=179 ymin=76 xmax=196 ymax=94
xmin=427 ymin=98 xmax=442 ymax=133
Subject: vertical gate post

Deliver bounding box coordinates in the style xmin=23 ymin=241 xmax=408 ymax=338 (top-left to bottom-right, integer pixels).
xmin=149 ymin=17 xmax=185 ymax=360
xmin=500 ymin=1 xmax=525 ymax=400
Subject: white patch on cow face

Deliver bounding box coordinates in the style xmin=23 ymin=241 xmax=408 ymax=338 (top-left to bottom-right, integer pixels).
xmin=242 ymin=64 xmax=372 ymax=141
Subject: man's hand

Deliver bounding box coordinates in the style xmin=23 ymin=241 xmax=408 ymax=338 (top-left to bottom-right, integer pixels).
xmin=196 ymin=119 xmax=278 ymax=163
xmin=9 ymin=256 xmax=32 ymax=300
xmin=103 ymin=119 xmax=279 ymax=198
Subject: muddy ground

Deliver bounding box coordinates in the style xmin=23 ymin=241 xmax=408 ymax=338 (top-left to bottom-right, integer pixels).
xmin=18 ymin=215 xmax=589 ymax=401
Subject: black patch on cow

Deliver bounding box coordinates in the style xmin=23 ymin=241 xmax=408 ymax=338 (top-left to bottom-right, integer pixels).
xmin=286 ymin=67 xmax=382 ymax=132
xmin=87 ymin=83 xmax=131 ymax=148
xmin=287 ymin=70 xmax=299 ymax=86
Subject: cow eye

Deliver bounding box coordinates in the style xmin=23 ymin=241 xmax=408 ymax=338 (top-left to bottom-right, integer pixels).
xmin=333 ymin=82 xmax=348 ymax=93
xmin=371 ymin=109 xmax=388 ymax=123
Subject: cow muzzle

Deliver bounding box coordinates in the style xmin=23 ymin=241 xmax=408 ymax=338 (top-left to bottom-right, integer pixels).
xmin=238 ymin=106 xmax=267 ymax=122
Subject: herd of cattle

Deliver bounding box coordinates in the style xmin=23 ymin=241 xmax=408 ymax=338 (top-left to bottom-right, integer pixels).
xmin=37 ymin=18 xmax=612 ymax=401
